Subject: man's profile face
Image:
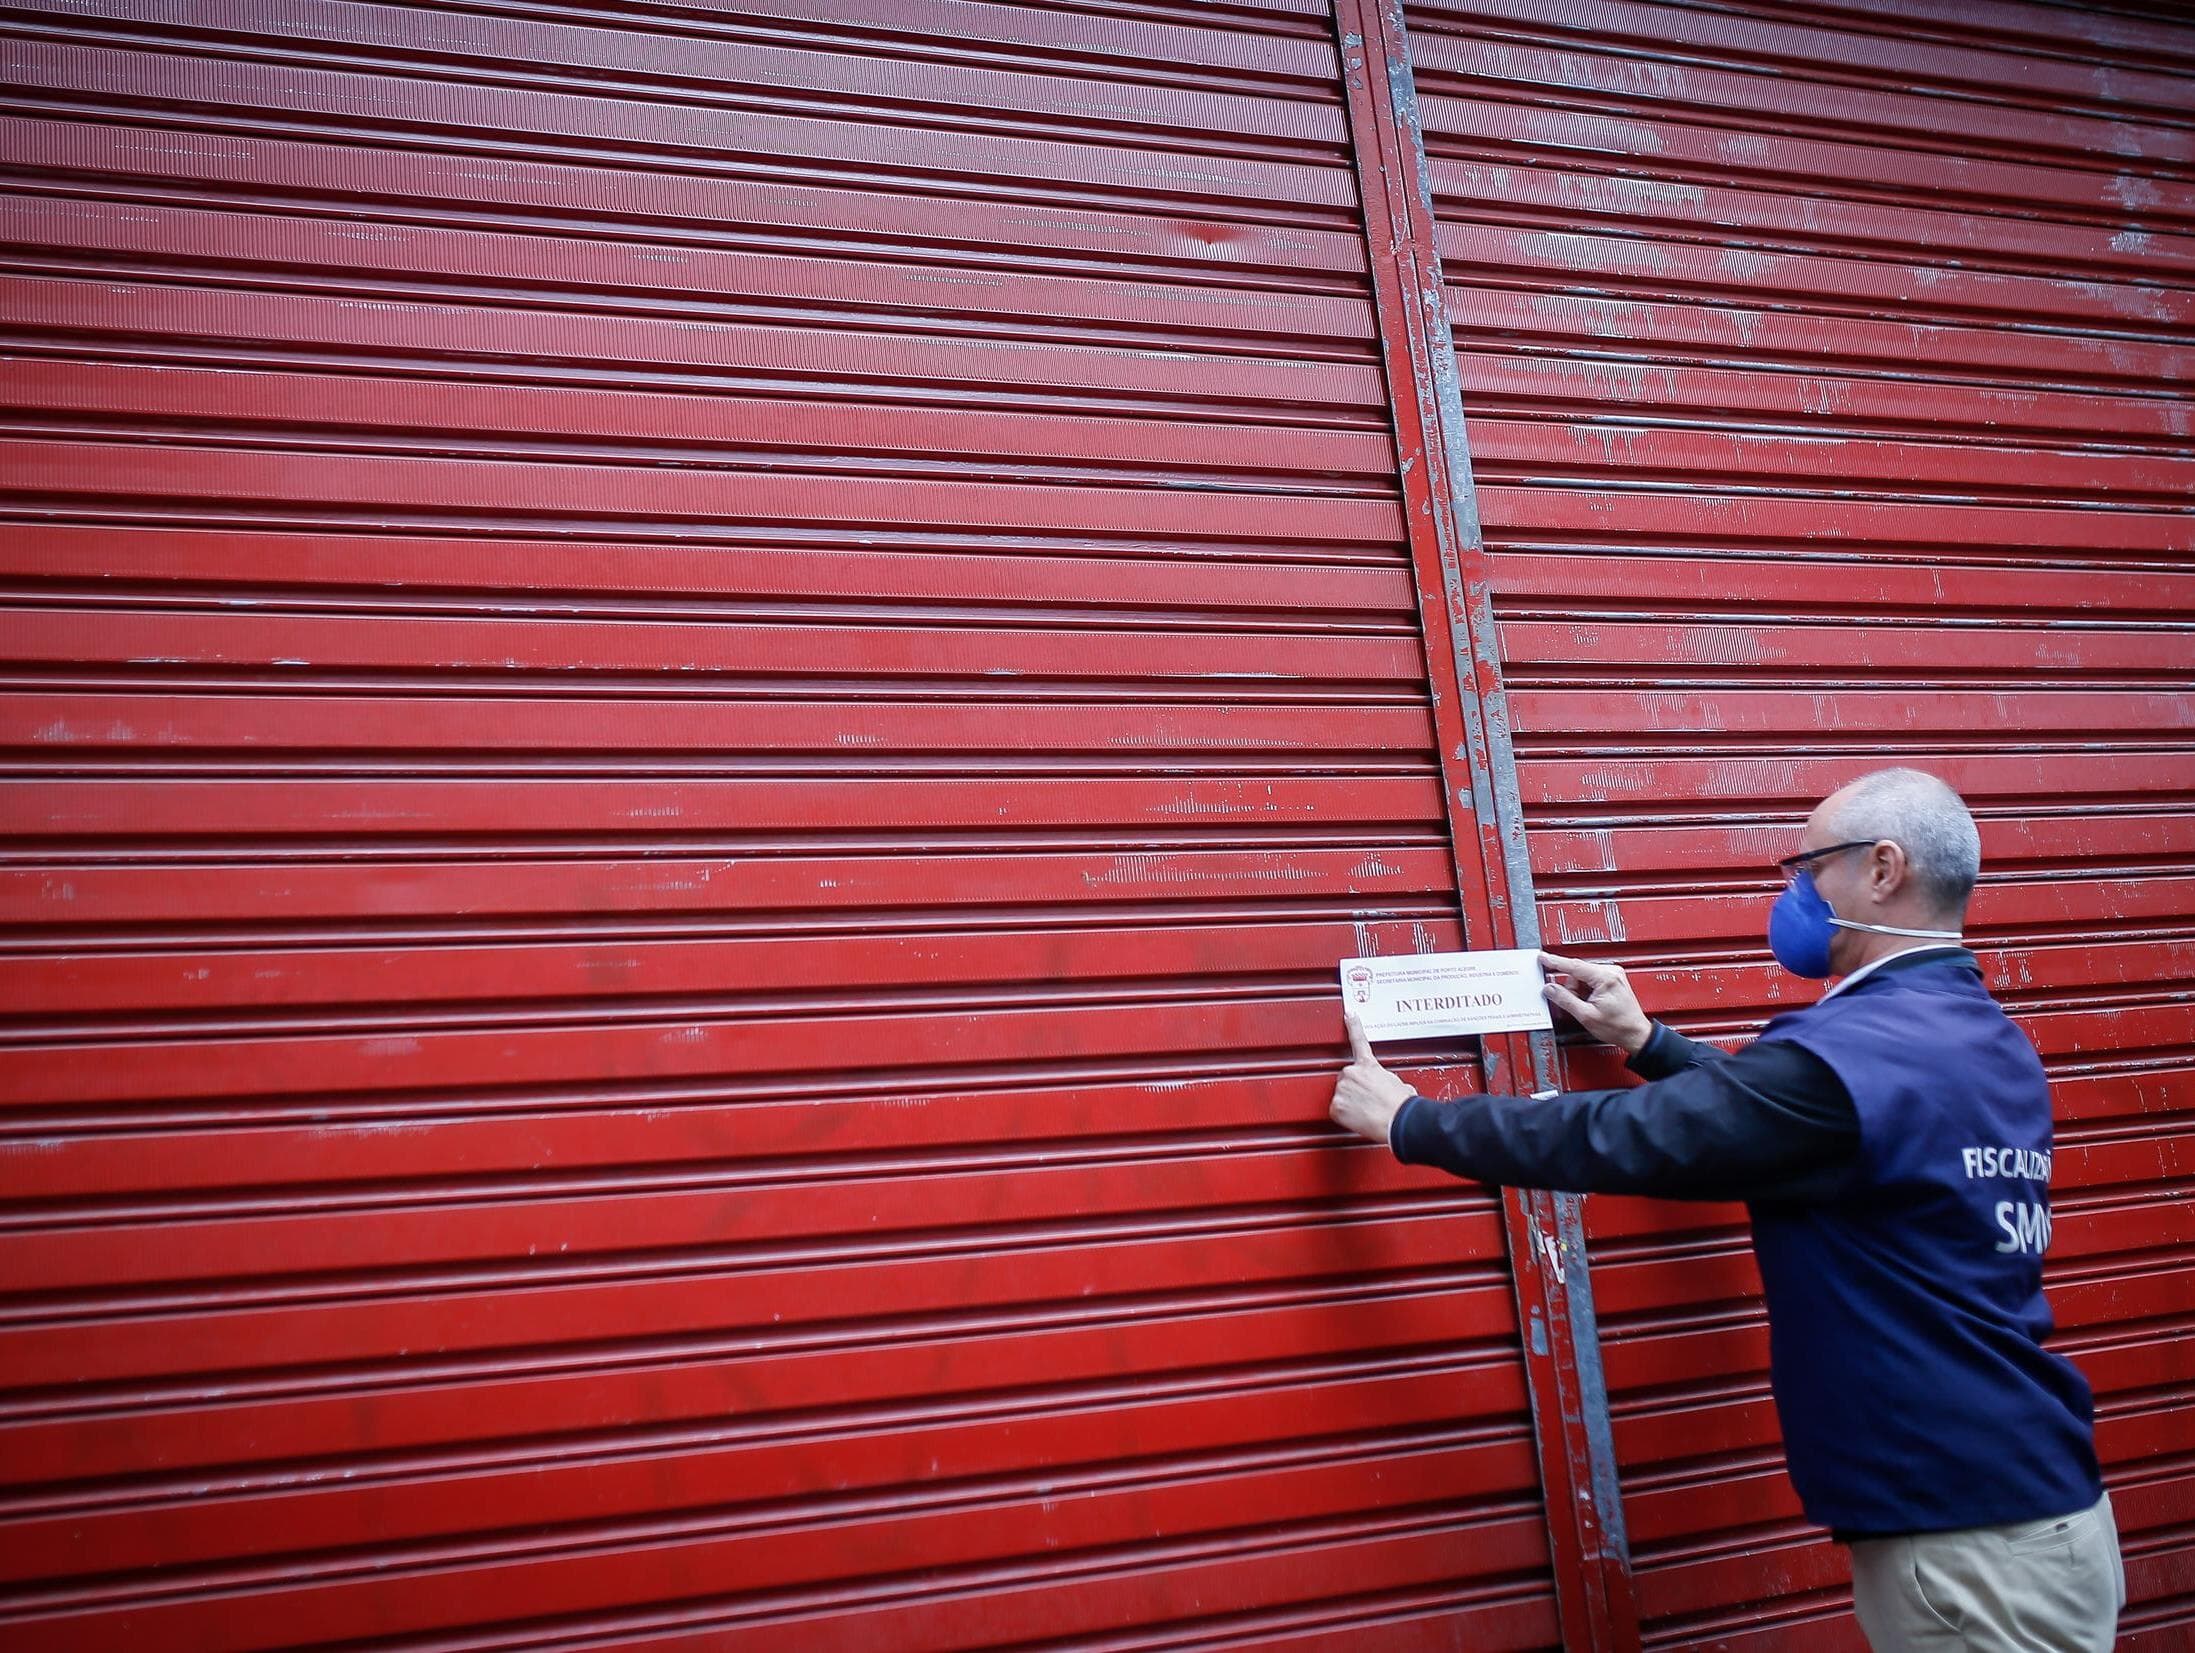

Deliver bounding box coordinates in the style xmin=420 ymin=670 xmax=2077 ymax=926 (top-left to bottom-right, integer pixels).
xmin=1794 ymin=791 xmax=1868 ymax=975
xmin=1793 ymin=800 xmax=1834 ymax=864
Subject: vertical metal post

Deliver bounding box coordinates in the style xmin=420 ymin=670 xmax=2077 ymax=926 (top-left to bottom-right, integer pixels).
xmin=1330 ymin=3 xmax=1640 ymax=1646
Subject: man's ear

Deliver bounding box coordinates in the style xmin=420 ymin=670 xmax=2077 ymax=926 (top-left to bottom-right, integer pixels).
xmin=1869 ymin=840 xmax=1908 ymax=900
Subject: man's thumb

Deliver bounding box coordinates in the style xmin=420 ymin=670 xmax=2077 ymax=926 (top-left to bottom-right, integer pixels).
xmin=1543 ymin=979 xmax=1593 ymax=1022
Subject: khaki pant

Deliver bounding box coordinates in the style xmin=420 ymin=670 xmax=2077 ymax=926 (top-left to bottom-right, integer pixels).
xmin=1849 ymin=1492 xmax=2125 ymax=1652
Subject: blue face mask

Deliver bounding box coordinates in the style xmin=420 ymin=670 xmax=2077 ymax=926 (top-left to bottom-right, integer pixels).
xmin=1767 ymin=871 xmax=1841 ymax=978
xmin=1768 ymin=870 xmax=1964 ymax=980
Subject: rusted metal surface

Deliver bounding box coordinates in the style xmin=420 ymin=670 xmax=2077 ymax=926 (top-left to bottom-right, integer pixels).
xmin=1405 ymin=0 xmax=2195 ymax=1647
xmin=0 ymin=2 xmax=1577 ymax=1647
xmin=1334 ymin=2 xmax=1638 ymax=1647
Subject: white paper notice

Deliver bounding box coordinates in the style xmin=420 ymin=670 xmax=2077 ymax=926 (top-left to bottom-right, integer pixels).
xmin=1337 ymin=949 xmax=1553 ymax=1042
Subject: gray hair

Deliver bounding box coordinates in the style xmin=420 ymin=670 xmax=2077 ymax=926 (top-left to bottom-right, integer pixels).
xmin=1824 ymin=768 xmax=1981 ymax=916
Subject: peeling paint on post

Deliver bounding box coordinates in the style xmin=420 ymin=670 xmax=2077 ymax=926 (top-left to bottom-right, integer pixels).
xmin=1331 ymin=3 xmax=1640 ymax=1648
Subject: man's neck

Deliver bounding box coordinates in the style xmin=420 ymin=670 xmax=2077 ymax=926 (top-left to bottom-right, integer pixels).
xmin=1841 ymin=932 xmax=1924 ymax=974
xmin=1832 ymin=909 xmax=1965 ymax=975
xmin=1825 ymin=940 xmax=1968 ymax=999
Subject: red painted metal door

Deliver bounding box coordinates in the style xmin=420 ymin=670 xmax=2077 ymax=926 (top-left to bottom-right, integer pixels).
xmin=0 ymin=3 xmax=1587 ymax=1648
xmin=1402 ymin=0 xmax=2195 ymax=1646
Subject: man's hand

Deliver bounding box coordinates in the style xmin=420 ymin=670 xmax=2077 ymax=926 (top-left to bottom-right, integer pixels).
xmin=1538 ymin=950 xmax=1653 ymax=1054
xmin=1330 ymin=1014 xmax=1417 ymax=1145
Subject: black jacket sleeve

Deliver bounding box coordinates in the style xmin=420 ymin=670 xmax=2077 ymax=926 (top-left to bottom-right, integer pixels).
xmin=1388 ymin=1028 xmax=1861 ymax=1203
xmin=1627 ymin=1020 xmax=1723 ymax=1080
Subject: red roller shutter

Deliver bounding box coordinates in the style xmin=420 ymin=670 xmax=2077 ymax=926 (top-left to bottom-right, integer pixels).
xmin=0 ymin=2 xmax=1606 ymax=1649
xmin=1404 ymin=0 xmax=2195 ymax=1646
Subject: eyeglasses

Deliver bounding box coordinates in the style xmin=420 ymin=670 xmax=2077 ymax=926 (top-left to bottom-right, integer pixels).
xmin=1775 ymin=839 xmax=1881 ymax=882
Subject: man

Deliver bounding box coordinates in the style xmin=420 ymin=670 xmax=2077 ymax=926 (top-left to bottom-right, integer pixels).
xmin=1330 ymin=768 xmax=2122 ymax=1652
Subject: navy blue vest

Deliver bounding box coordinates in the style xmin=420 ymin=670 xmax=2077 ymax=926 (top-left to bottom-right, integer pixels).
xmin=1749 ymin=956 xmax=2102 ymax=1535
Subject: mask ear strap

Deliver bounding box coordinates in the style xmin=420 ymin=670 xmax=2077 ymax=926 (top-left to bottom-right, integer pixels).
xmin=1827 ymin=919 xmax=1964 ymax=940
